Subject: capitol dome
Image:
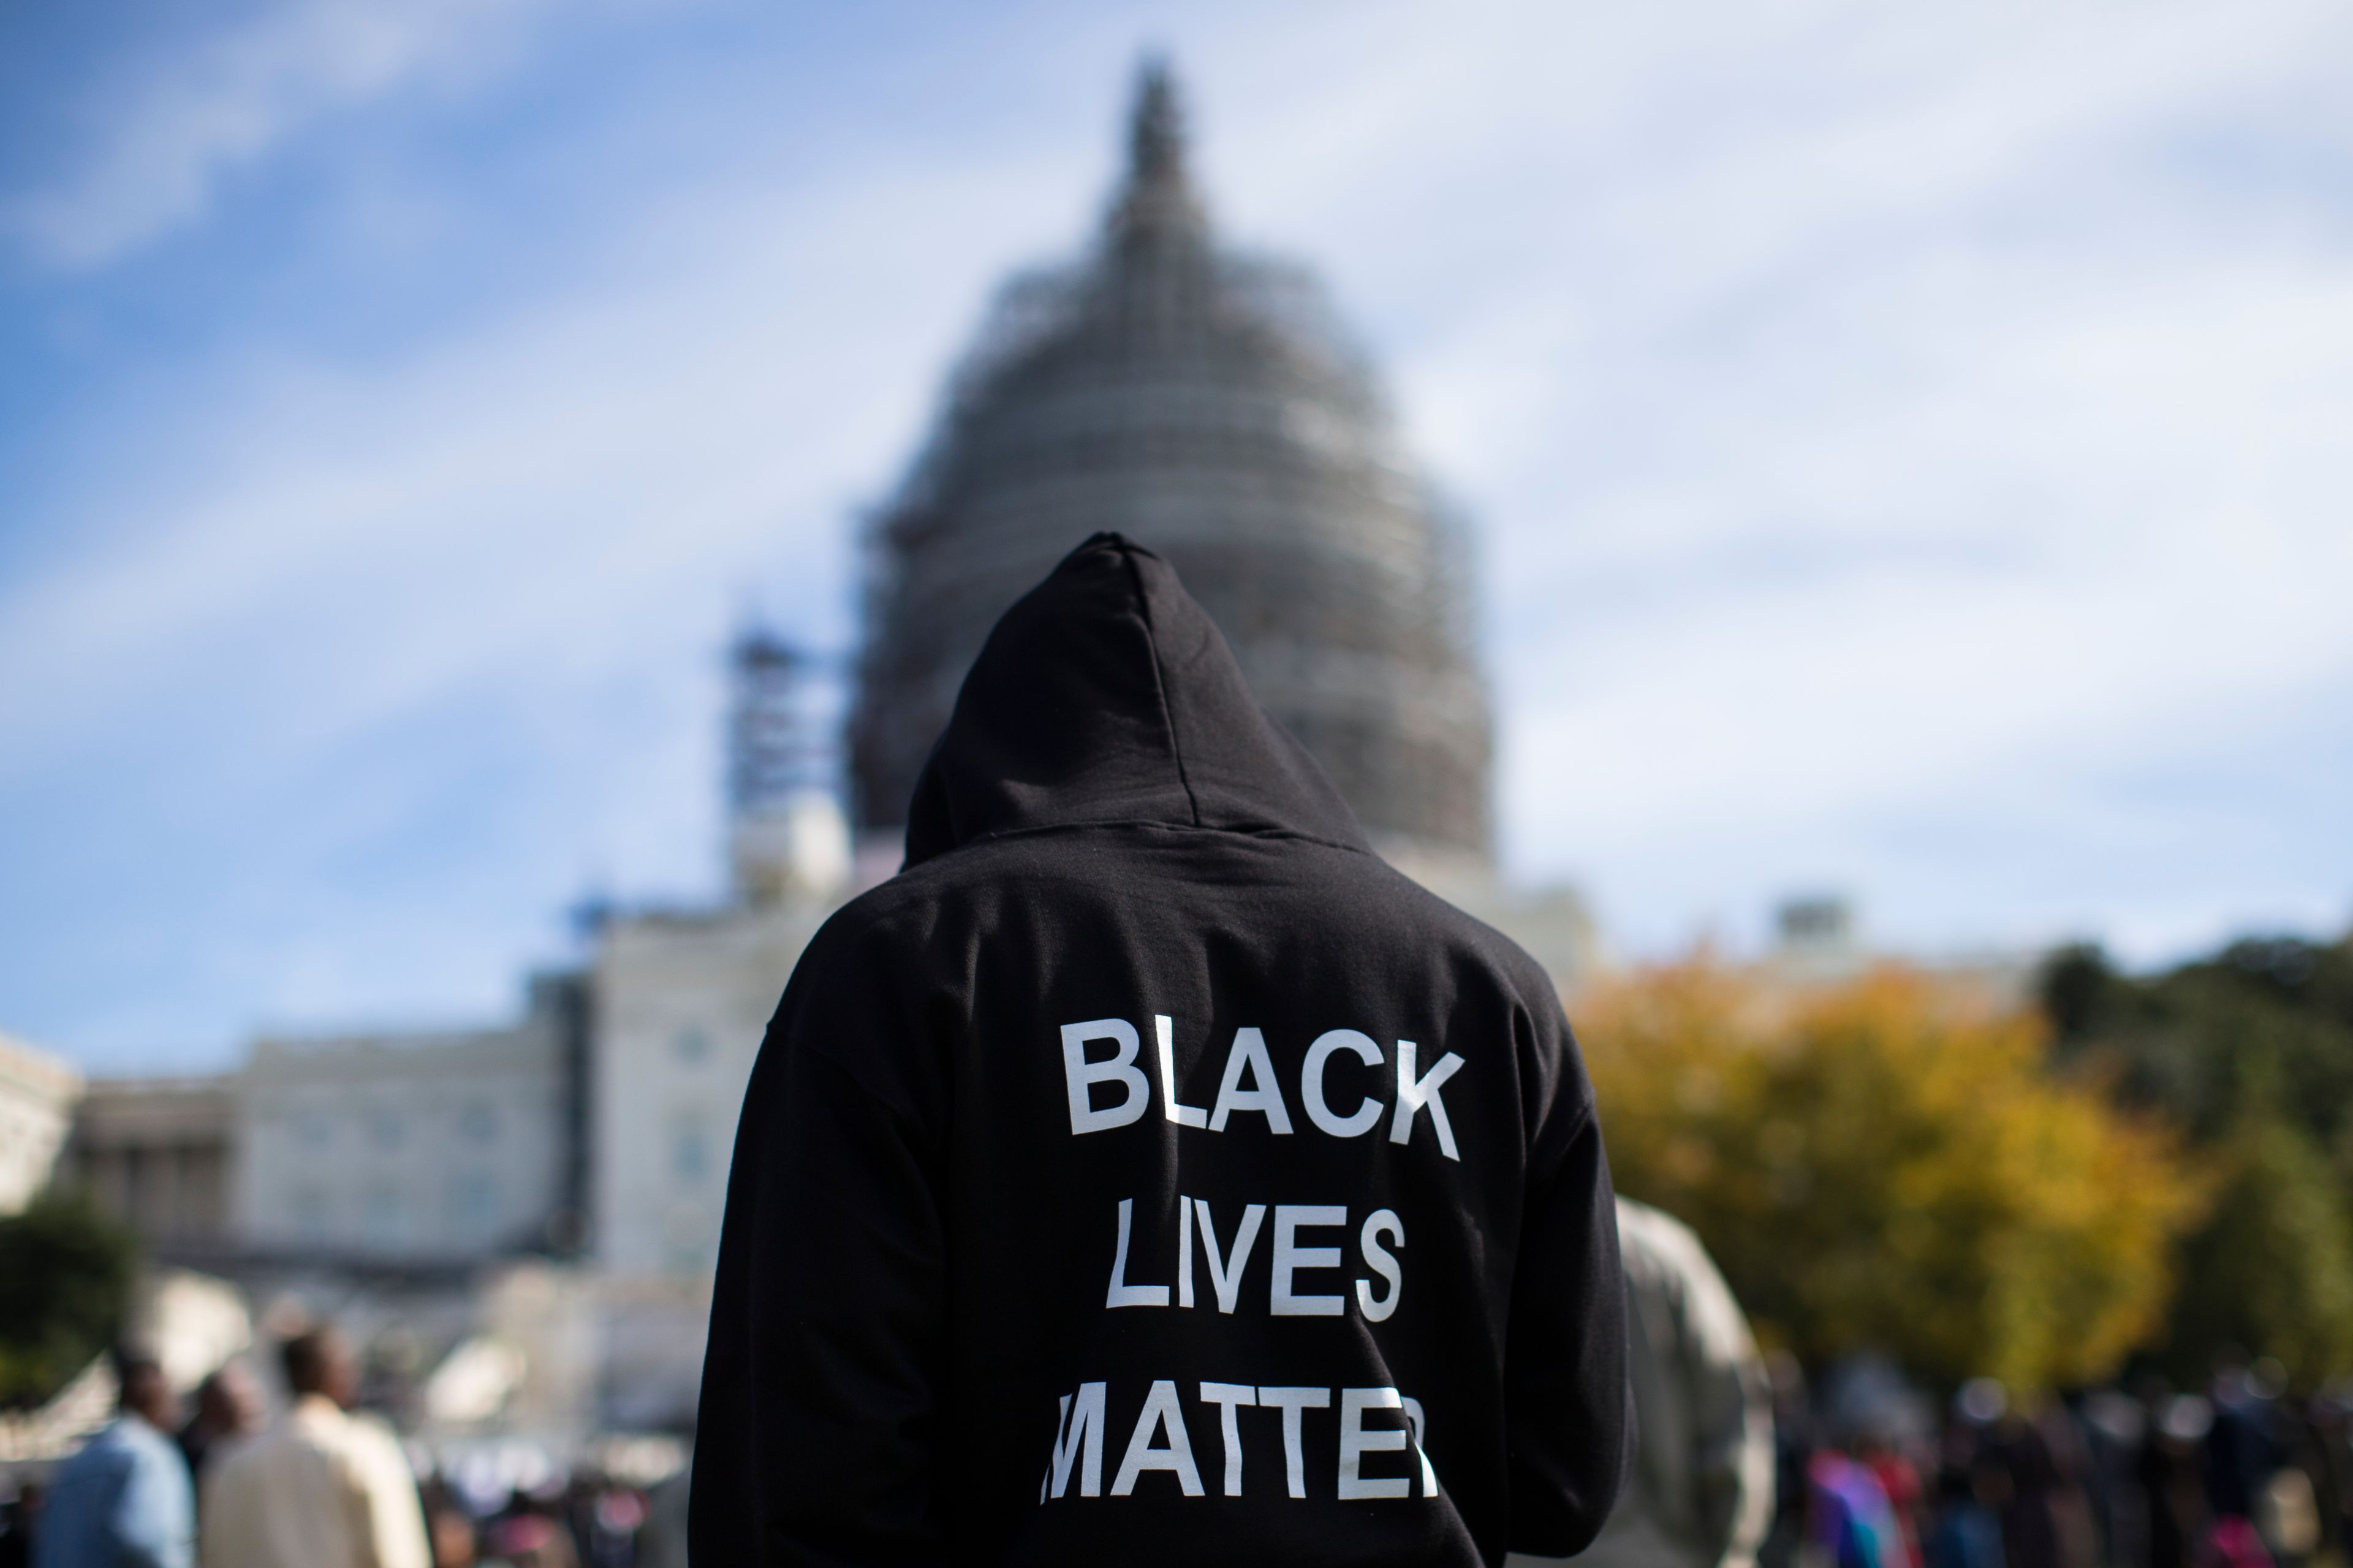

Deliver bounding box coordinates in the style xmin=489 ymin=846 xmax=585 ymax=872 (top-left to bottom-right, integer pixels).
xmin=849 ymin=63 xmax=1493 ymax=865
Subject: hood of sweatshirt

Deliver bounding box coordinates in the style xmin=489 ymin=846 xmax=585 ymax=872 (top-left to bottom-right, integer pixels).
xmin=901 ymin=532 xmax=1372 ymax=868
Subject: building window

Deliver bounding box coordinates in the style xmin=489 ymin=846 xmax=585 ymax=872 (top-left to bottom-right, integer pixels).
xmin=294 ymin=1189 xmax=330 ymax=1241
xmin=671 ymin=1118 xmax=710 ymax=1184
xmin=121 ymin=1146 xmax=146 ymax=1224
xmin=365 ymin=1189 xmax=406 ymax=1247
xmin=458 ymin=1102 xmax=499 ymax=1143
xmin=296 ymin=1112 xmax=334 ymax=1148
xmin=673 ymin=1026 xmax=711 ymax=1065
xmin=369 ymin=1110 xmax=406 ymax=1151
xmin=663 ymin=1201 xmax=716 ymax=1277
xmin=452 ymin=1172 xmax=499 ymax=1243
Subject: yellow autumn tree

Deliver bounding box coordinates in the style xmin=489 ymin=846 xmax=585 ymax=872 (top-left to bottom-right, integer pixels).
xmin=1579 ymin=961 xmax=2200 ymax=1393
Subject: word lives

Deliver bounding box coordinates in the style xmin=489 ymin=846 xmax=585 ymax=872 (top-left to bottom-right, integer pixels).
xmin=1107 ymin=1198 xmax=1404 ymax=1321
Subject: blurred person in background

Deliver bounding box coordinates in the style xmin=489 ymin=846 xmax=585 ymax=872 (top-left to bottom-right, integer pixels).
xmin=200 ymin=1326 xmax=429 ymax=1568
xmin=1513 ymin=1197 xmax=1773 ymax=1568
xmin=2298 ymin=1391 xmax=2351 ymax=1566
xmin=2078 ymin=1389 xmax=2153 ymax=1568
xmin=2141 ymin=1388 xmax=2215 ymax=1568
xmin=2205 ymin=1358 xmax=2277 ymax=1528
xmin=2155 ymin=1384 xmax=2202 ymax=1563
xmin=1759 ymin=1353 xmax=1816 ymax=1568
xmin=31 ymin=1350 xmax=191 ymax=1568
xmin=566 ymin=1475 xmax=643 ymax=1568
xmin=0 ymin=1481 xmax=37 ymax=1568
xmin=2204 ymin=1357 xmax=2285 ymax=1568
xmin=474 ymin=1520 xmax=548 ymax=1568
xmin=1809 ymin=1442 xmax=1904 ymax=1568
xmin=420 ymin=1483 xmax=477 ymax=1568
xmin=173 ymin=1362 xmax=260 ymax=1496
xmin=2229 ymin=1358 xmax=2324 ymax=1568
xmin=1981 ymin=1401 xmax=2078 ymax=1568
xmin=631 ymin=1459 xmax=687 ymax=1568
xmin=1857 ymin=1428 xmax=1925 ymax=1568
xmin=2254 ymin=1465 xmax=2317 ymax=1568
xmin=477 ymin=1502 xmax=577 ymax=1568
xmin=1925 ymin=1451 xmax=2007 ymax=1568
xmin=2036 ymin=1399 xmax=2099 ymax=1568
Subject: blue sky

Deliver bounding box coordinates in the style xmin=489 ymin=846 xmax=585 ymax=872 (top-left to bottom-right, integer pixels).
xmin=4 ymin=0 xmax=2351 ymax=1071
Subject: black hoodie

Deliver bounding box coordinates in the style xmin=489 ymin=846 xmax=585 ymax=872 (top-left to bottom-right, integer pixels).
xmin=691 ymin=535 xmax=1630 ymax=1566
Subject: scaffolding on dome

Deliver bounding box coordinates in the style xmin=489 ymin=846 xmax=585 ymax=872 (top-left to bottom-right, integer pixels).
xmin=729 ymin=630 xmax=831 ymax=814
xmin=850 ymin=60 xmax=1493 ymax=863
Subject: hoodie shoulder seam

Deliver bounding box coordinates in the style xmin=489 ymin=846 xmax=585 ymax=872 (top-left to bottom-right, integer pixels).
xmin=1122 ymin=546 xmax=1204 ymax=830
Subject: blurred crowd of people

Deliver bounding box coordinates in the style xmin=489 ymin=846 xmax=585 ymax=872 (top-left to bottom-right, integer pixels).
xmin=1772 ymin=1360 xmax=2353 ymax=1568
xmin=0 ymin=1325 xmax=686 ymax=1568
xmin=1501 ymin=1198 xmax=2353 ymax=1568
xmin=8 ymin=1262 xmax=2351 ymax=1568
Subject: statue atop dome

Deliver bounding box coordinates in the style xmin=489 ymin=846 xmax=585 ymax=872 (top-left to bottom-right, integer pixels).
xmin=1107 ymin=56 xmax=1206 ymax=248
xmin=848 ymin=60 xmax=1494 ymax=868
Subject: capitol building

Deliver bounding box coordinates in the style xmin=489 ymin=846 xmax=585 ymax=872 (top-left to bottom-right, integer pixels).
xmin=4 ymin=66 xmax=1597 ymax=1438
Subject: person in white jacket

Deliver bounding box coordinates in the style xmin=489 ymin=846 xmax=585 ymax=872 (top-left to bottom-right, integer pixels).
xmin=1513 ymin=1198 xmax=1775 ymax=1568
xmin=200 ymin=1328 xmax=429 ymax=1568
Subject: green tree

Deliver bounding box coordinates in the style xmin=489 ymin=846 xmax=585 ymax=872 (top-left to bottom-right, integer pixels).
xmin=2045 ymin=936 xmax=2353 ymax=1149
xmin=2042 ymin=932 xmax=2353 ymax=1385
xmin=2165 ymin=1107 xmax=2353 ymax=1386
xmin=1583 ymin=962 xmax=2200 ymax=1393
xmin=0 ymin=1191 xmax=138 ymax=1408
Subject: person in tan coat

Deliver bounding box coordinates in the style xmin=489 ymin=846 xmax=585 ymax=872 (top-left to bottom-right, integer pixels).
xmin=1513 ymin=1198 xmax=1776 ymax=1568
xmin=200 ymin=1327 xmax=430 ymax=1568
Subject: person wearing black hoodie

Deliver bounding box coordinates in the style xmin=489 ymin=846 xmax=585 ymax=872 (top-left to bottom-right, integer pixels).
xmin=691 ymin=534 xmax=1631 ymax=1566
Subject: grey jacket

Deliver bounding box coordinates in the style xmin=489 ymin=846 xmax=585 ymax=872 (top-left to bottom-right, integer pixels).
xmin=1510 ymin=1199 xmax=1773 ymax=1568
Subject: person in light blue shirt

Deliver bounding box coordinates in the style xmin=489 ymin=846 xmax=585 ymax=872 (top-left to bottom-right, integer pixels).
xmin=34 ymin=1352 xmax=192 ymax=1568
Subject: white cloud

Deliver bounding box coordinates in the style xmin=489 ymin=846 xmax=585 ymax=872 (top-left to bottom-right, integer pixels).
xmin=1175 ymin=0 xmax=2353 ymax=952
xmin=2 ymin=0 xmax=566 ymax=268
xmin=0 ymin=145 xmax=1072 ymax=761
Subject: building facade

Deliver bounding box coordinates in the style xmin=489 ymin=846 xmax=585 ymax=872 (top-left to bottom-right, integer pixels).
xmin=229 ymin=974 xmax=584 ymax=1265
xmin=588 ymin=900 xmax=832 ymax=1278
xmin=0 ymin=1031 xmax=78 ymax=1216
xmin=66 ymin=1077 xmax=233 ymax=1251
